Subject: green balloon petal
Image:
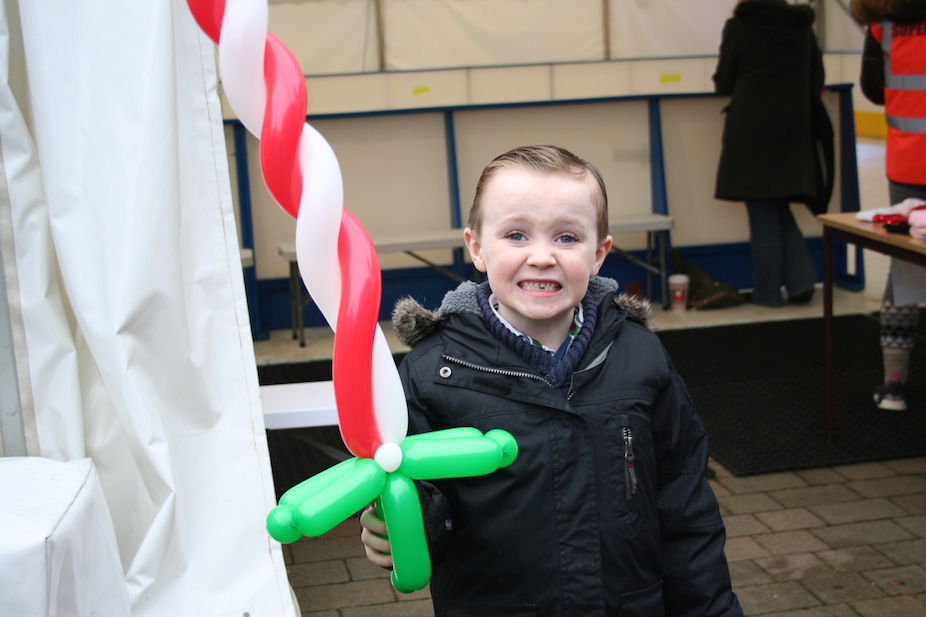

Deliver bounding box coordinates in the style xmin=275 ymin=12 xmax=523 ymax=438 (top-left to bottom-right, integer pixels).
xmin=399 ymin=435 xmax=503 ymax=479
xmin=265 ymin=504 xmax=303 ymax=544
xmin=279 ymin=457 xmax=364 ymax=507
xmin=293 ymin=458 xmax=387 ymax=537
xmin=380 ymin=473 xmax=431 ymax=593
xmin=485 ymin=429 xmax=519 ymax=467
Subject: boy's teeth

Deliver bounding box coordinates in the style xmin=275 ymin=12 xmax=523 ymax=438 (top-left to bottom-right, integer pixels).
xmin=520 ymin=281 xmax=559 ymax=291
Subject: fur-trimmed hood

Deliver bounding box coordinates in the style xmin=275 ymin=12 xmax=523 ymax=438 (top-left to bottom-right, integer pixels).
xmin=392 ymin=276 xmax=655 ymax=349
xmin=850 ymin=0 xmax=926 ymax=24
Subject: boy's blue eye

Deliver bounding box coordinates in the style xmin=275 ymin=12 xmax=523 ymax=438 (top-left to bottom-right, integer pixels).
xmin=506 ymin=232 xmax=525 ymax=241
xmin=557 ymin=234 xmax=578 ymax=244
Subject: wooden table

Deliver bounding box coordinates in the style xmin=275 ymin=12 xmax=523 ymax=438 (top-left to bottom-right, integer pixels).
xmin=819 ymin=212 xmax=926 ymax=443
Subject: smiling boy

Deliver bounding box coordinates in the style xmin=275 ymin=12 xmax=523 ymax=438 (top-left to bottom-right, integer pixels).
xmin=361 ymin=145 xmax=742 ymax=617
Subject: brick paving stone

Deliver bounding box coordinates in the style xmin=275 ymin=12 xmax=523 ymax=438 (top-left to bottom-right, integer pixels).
xmin=767 ymin=484 xmax=862 ymax=509
xmin=756 ymin=508 xmax=826 ymax=531
xmin=395 ymin=586 xmax=432 ymax=603
xmin=287 ymin=560 xmax=350 ymax=587
xmin=808 ymin=498 xmax=908 ymax=525
xmin=850 ymin=594 xmax=926 ymax=617
xmin=303 ymin=610 xmax=339 ymax=617
xmin=812 ymin=520 xmax=914 ymax=549
xmin=719 ymin=493 xmax=786 ymax=515
xmin=341 ymin=599 xmax=435 ymax=617
xmin=754 ymin=530 xmax=830 ymax=555
xmin=848 ymin=476 xmax=926 ymax=499
xmin=796 ymin=467 xmax=851 ymax=486
xmin=892 ymin=493 xmax=926 ymax=515
xmin=729 ymin=560 xmax=775 ymax=587
xmin=718 ymin=473 xmax=808 ymax=495
xmin=295 ymin=579 xmax=397 ymax=613
xmin=754 ymin=553 xmax=834 ymax=582
xmin=734 ymin=581 xmax=821 ymax=614
xmin=711 ymin=479 xmax=733 ymax=498
xmin=291 ymin=535 xmax=366 ymax=563
xmin=758 ymin=604 xmax=854 ymax=617
xmin=884 ymin=458 xmax=926 ymax=475
xmin=875 ymin=538 xmax=926 ymax=566
xmin=725 ymin=514 xmax=772 ymax=538
xmin=725 ymin=537 xmax=773 ymax=562
xmin=832 ymin=462 xmax=897 ymax=481
xmin=863 ymin=565 xmax=926 ymax=596
xmin=897 ymin=514 xmax=926 ymax=537
xmin=346 ymin=556 xmax=393 ymax=581
xmin=816 ymin=546 xmax=895 ymax=572
xmin=802 ymin=572 xmax=886 ymax=604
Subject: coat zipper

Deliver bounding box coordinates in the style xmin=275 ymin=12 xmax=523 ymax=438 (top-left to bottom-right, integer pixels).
xmin=622 ymin=425 xmax=638 ymax=501
xmin=441 ymin=353 xmax=553 ymax=387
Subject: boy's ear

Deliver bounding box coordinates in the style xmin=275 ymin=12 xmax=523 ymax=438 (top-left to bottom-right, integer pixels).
xmin=464 ymin=227 xmax=487 ymax=273
xmin=590 ymin=235 xmax=613 ymax=276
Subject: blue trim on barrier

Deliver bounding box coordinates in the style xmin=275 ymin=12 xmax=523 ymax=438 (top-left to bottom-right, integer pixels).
xmin=648 ymin=99 xmax=669 ymax=217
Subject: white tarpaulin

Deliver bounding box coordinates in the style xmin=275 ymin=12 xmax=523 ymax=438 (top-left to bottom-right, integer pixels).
xmin=609 ymin=0 xmax=737 ymax=59
xmin=0 ymin=0 xmax=294 ymax=615
xmin=0 ymin=458 xmax=130 ymax=617
xmin=268 ymin=0 xmax=862 ymax=76
xmin=383 ymin=0 xmax=606 ymax=70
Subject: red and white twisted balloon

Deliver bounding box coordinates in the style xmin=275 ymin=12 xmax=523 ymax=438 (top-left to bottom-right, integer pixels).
xmin=187 ymin=0 xmax=408 ymax=466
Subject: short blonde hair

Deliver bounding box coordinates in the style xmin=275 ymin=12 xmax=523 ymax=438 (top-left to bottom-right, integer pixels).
xmin=468 ymin=145 xmax=609 ymax=241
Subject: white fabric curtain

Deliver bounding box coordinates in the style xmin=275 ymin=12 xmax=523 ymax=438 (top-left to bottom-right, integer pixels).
xmin=267 ymin=0 xmax=863 ymax=77
xmin=608 ymin=0 xmax=736 ymax=60
xmin=0 ymin=0 xmax=294 ymax=614
xmin=384 ymin=0 xmax=605 ymax=70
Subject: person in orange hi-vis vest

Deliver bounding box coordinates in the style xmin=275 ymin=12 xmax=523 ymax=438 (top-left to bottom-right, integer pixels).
xmin=853 ymin=0 xmax=926 ymax=411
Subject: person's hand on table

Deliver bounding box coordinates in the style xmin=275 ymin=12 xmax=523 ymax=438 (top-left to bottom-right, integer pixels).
xmin=909 ymin=208 xmax=926 ymax=240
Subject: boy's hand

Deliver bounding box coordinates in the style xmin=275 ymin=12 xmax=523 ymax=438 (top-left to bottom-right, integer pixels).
xmin=360 ymin=504 xmax=394 ymax=568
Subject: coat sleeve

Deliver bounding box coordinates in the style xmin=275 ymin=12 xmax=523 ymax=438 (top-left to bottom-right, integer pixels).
xmin=712 ymin=20 xmax=738 ymax=96
xmin=859 ymin=25 xmax=885 ymax=105
xmin=653 ymin=354 xmax=743 ymax=617
xmin=399 ymin=351 xmax=456 ymax=565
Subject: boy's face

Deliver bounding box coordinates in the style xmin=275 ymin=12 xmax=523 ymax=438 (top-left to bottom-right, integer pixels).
xmin=464 ymin=167 xmax=612 ymax=348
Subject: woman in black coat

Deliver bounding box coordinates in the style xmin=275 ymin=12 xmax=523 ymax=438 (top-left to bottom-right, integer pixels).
xmin=714 ymin=0 xmax=824 ymax=307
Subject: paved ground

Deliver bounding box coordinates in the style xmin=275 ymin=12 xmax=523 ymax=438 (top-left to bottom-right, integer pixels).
xmin=279 ymin=456 xmax=926 ymax=617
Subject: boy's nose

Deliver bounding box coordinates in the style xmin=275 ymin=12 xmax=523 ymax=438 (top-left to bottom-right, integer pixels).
xmin=526 ymin=244 xmax=556 ymax=268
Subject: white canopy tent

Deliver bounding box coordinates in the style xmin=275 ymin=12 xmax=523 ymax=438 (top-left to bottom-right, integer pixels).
xmin=0 ymin=0 xmax=294 ymax=614
xmin=267 ymin=0 xmax=863 ymax=76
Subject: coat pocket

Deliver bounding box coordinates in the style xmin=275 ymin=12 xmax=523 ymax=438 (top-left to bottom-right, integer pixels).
xmin=618 ymin=580 xmax=664 ymax=617
xmin=609 ymin=413 xmax=658 ymax=527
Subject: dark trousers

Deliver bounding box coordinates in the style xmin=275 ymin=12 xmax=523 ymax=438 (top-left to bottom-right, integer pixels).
xmin=745 ymin=199 xmax=817 ymax=307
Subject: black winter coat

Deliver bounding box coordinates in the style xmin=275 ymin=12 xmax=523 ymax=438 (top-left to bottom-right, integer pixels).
xmin=713 ymin=0 xmax=825 ymax=202
xmin=392 ymin=278 xmax=742 ymax=617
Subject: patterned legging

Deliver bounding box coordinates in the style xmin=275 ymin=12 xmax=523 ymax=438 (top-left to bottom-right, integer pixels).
xmin=880 ymin=179 xmax=926 ymax=349
xmin=880 ymin=275 xmax=919 ymax=349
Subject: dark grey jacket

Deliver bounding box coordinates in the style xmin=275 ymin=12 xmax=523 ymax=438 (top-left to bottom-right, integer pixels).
xmin=713 ymin=0 xmax=825 ymax=202
xmin=392 ymin=278 xmax=742 ymax=617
